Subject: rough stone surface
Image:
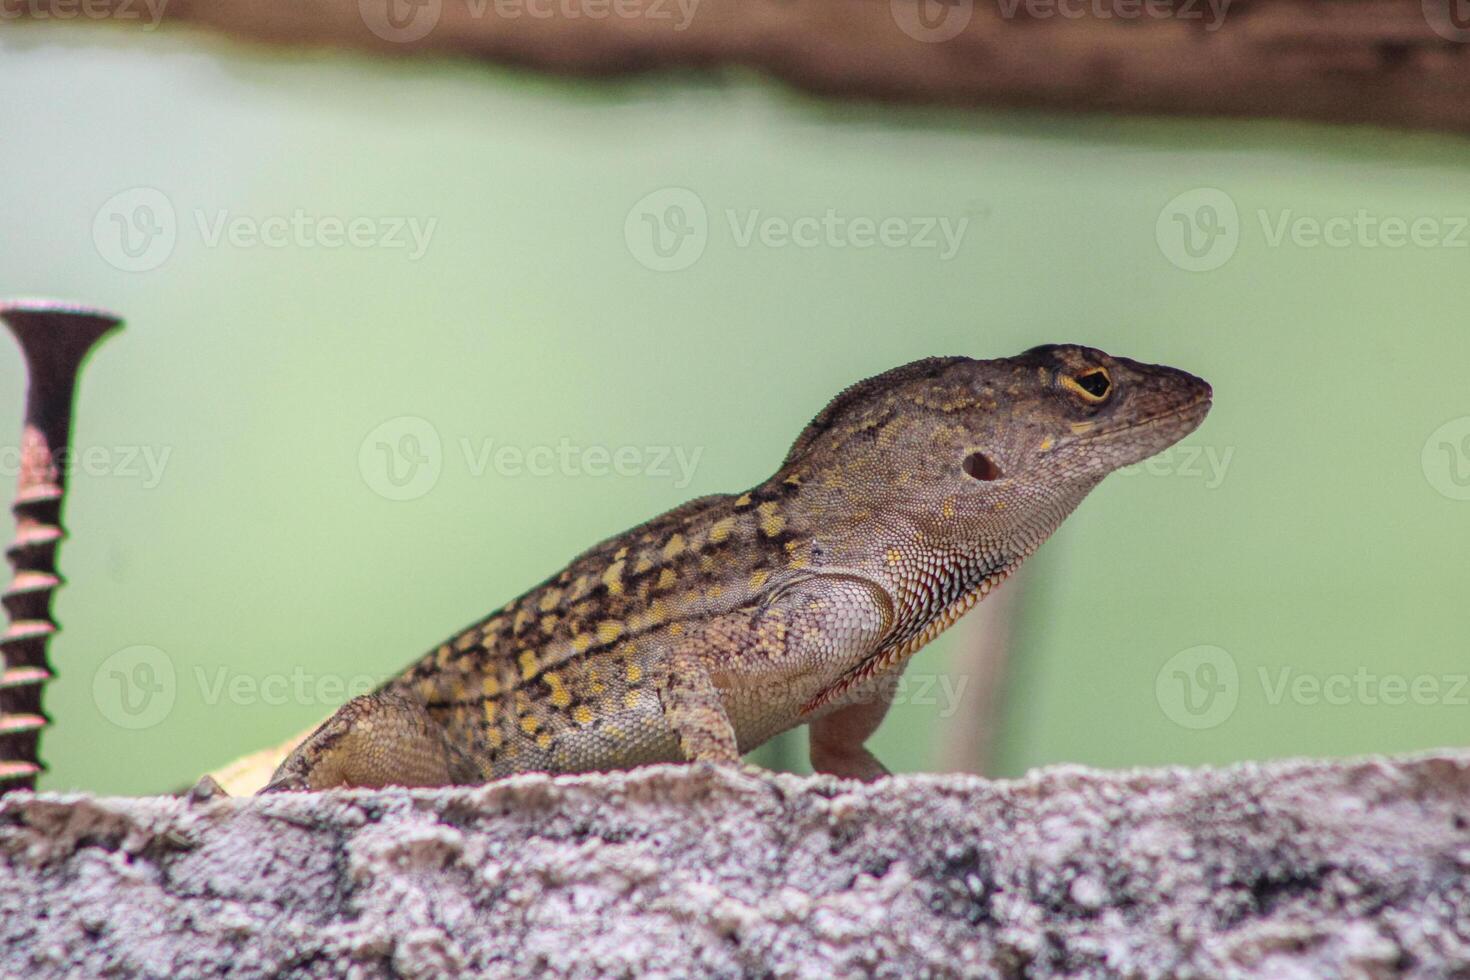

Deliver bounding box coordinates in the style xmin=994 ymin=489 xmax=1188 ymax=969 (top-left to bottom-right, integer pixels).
xmin=3 ymin=752 xmax=1470 ymax=978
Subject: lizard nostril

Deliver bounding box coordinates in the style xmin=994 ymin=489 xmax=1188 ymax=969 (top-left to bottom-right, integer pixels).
xmin=962 ymin=451 xmax=1002 ymax=482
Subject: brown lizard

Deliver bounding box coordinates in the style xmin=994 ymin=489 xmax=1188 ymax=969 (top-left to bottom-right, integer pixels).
xmin=263 ymin=344 xmax=1211 ymax=792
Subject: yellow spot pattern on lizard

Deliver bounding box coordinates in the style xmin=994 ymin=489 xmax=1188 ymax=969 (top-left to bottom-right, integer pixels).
xmin=597 ymin=620 xmax=624 ymax=644
xmin=573 ymin=705 xmax=594 ymax=725
xmin=758 ymin=502 xmax=785 ymax=537
xmin=708 ymin=516 xmax=736 ymax=543
xmin=602 ymin=560 xmax=626 ymax=596
xmin=749 ymin=569 xmax=771 ymax=590
xmin=544 ymin=672 xmax=572 ymax=708
xmin=518 ymin=650 xmax=541 ymax=681
xmin=537 ymin=733 xmax=553 ymax=750
xmin=656 ymin=568 xmax=678 ymax=590
xmin=626 ymin=662 xmax=642 ymax=683
xmin=538 ymin=589 xmax=563 ymax=612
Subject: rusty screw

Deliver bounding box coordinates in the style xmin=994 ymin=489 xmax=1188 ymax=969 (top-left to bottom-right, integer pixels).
xmin=1 ymin=300 xmax=122 ymax=793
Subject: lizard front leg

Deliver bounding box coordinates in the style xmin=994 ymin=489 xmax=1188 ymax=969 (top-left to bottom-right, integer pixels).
xmin=807 ymin=674 xmax=899 ymax=781
xmin=262 ymin=689 xmax=480 ymax=792
xmin=659 ymin=574 xmax=893 ymax=767
xmin=662 ymin=641 xmax=742 ymax=765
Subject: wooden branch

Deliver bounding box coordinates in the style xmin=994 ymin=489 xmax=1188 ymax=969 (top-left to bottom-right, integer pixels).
xmin=26 ymin=0 xmax=1470 ymax=132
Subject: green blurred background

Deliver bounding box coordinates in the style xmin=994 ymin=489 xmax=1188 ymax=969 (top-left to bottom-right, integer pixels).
xmin=2 ymin=25 xmax=1468 ymax=796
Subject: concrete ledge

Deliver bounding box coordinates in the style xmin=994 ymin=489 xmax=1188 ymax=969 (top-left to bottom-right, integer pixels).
xmin=4 ymin=752 xmax=1470 ymax=977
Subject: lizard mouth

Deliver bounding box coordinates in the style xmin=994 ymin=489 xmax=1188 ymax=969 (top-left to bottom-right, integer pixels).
xmin=1083 ymin=394 xmax=1212 ymax=456
xmin=1108 ymin=394 xmax=1212 ymax=435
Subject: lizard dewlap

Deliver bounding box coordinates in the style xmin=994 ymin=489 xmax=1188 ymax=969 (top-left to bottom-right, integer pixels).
xmin=266 ymin=345 xmax=1211 ymax=791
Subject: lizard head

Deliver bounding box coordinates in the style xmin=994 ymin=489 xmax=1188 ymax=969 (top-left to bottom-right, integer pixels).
xmin=780 ymin=344 xmax=1212 ymax=570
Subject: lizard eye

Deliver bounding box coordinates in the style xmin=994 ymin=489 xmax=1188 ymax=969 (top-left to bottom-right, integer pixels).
xmin=962 ymin=451 xmax=1002 ymax=481
xmin=1064 ymin=368 xmax=1112 ymax=402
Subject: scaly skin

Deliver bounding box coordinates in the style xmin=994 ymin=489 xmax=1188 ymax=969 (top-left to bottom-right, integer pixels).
xmin=265 ymin=344 xmax=1211 ymax=792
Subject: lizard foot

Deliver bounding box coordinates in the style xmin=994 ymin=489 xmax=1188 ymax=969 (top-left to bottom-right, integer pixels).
xmin=261 ymin=690 xmax=480 ymax=792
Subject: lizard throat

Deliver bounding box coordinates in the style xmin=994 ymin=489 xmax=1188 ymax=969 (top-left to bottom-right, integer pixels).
xmin=799 ymin=565 xmax=1012 ymax=715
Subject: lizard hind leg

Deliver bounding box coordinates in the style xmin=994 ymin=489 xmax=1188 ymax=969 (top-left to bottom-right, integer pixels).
xmin=261 ymin=690 xmax=480 ymax=792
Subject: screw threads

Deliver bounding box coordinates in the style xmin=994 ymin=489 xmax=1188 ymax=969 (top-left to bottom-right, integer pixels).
xmin=1 ymin=301 xmax=121 ymax=793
